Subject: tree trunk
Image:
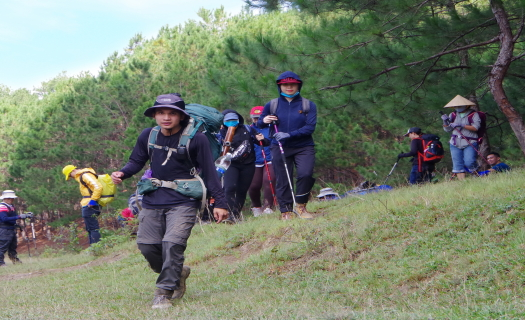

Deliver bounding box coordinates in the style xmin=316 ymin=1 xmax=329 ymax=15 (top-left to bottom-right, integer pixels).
xmin=489 ymin=0 xmax=525 ymax=157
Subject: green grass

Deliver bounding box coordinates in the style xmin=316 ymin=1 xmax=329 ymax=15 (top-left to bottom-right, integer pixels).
xmin=2 ymin=170 xmax=525 ymax=319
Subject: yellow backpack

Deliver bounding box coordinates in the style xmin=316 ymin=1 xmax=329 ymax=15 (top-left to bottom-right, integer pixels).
xmin=80 ymin=172 xmax=116 ymax=207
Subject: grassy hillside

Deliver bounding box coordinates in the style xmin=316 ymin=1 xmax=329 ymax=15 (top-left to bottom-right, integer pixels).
xmin=1 ymin=171 xmax=525 ymax=319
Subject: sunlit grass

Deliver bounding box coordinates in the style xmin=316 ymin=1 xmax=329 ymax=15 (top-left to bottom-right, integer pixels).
xmin=1 ymin=170 xmax=525 ymax=319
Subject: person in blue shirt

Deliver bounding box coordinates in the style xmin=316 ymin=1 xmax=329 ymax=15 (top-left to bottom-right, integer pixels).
xmin=247 ymin=106 xmax=277 ymax=216
xmin=478 ymin=152 xmax=511 ymax=175
xmin=257 ymin=71 xmax=317 ymax=220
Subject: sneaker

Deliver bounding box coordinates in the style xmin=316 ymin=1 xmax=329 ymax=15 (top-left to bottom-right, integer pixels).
xmin=251 ymin=207 xmax=263 ymax=217
xmin=263 ymin=208 xmax=274 ymax=214
xmin=172 ymin=266 xmax=191 ymax=299
xmin=0 ymin=263 xmax=6 ymax=267
xmin=152 ymin=288 xmax=174 ymax=309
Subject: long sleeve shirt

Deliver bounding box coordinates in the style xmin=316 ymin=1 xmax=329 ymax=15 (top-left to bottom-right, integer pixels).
xmin=119 ymin=127 xmax=227 ymax=210
xmin=444 ymin=109 xmax=480 ymax=148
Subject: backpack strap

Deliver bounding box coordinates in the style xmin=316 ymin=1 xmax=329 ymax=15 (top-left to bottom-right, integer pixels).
xmin=270 ymin=98 xmax=279 ymax=114
xmin=79 ymin=172 xmax=98 ymax=196
xmin=302 ymin=98 xmax=310 ymax=114
xmin=270 ymin=98 xmax=310 ymax=114
xmin=147 ymin=126 xmax=183 ymax=166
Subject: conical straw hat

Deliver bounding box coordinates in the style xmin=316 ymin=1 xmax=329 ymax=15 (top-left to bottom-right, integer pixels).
xmin=443 ymin=95 xmax=476 ymax=108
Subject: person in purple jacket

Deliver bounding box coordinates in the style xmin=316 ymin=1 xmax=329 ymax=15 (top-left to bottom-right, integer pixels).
xmin=111 ymin=93 xmax=228 ymax=309
xmin=257 ymin=71 xmax=317 ymax=220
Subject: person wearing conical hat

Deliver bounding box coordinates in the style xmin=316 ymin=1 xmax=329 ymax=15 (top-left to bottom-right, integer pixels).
xmin=441 ymin=95 xmax=481 ymax=180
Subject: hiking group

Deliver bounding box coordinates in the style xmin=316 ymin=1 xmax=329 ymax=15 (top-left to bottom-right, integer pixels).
xmin=397 ymin=94 xmax=510 ymax=185
xmin=2 ymin=72 xmax=511 ymax=309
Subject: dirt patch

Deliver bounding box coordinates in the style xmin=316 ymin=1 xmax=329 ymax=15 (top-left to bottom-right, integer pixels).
xmin=0 ymin=252 xmax=127 ymax=281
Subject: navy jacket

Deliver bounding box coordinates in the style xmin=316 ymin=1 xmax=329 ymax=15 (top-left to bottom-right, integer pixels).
xmin=251 ymin=124 xmax=272 ymax=165
xmin=257 ymin=71 xmax=317 ymax=148
xmin=0 ymin=203 xmax=18 ymax=230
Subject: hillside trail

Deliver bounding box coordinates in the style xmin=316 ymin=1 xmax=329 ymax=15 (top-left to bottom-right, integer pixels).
xmin=0 ymin=252 xmax=126 ymax=281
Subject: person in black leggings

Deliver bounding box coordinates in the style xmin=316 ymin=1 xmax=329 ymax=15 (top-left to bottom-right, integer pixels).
xmin=220 ymin=109 xmax=268 ymax=223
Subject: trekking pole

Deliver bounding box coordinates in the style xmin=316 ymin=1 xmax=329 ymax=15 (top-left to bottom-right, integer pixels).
xmin=29 ymin=214 xmax=38 ymax=253
xmin=272 ymin=121 xmax=297 ymax=212
xmin=22 ymin=218 xmax=31 ymax=257
xmin=384 ymin=160 xmax=399 ymax=184
xmin=259 ymin=140 xmax=278 ymax=207
xmin=440 ymin=111 xmax=489 ymax=165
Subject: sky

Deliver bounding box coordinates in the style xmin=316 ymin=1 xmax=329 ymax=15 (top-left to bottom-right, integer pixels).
xmin=0 ymin=0 xmax=246 ymax=91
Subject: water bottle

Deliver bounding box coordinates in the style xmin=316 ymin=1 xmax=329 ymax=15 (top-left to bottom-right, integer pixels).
xmin=215 ymin=153 xmax=232 ymax=177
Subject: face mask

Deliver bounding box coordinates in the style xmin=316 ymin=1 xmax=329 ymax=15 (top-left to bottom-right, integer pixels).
xmin=454 ymin=106 xmax=467 ymax=113
xmin=281 ymin=91 xmax=300 ymax=98
xmin=224 ymin=121 xmax=239 ymax=127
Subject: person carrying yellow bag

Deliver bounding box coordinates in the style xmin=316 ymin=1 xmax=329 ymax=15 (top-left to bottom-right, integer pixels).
xmin=63 ymin=165 xmax=115 ymax=244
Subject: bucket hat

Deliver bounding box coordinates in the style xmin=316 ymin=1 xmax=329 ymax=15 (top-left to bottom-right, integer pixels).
xmin=444 ymin=95 xmax=476 ymax=108
xmin=316 ymin=188 xmax=339 ymax=198
xmin=144 ymin=93 xmax=188 ymax=117
xmin=0 ymin=190 xmax=17 ymax=199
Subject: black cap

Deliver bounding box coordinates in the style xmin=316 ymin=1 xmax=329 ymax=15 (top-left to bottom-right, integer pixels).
xmin=403 ymin=127 xmax=421 ymax=136
xmin=144 ymin=93 xmax=188 ymax=118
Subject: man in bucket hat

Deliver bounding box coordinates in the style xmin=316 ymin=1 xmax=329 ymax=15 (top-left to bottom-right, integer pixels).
xmin=110 ymin=93 xmax=228 ymax=309
xmin=0 ymin=190 xmax=32 ymax=266
xmin=441 ymin=95 xmax=481 ymax=180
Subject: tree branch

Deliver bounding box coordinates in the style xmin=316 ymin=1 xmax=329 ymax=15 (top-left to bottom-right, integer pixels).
xmin=320 ymin=37 xmax=499 ymax=90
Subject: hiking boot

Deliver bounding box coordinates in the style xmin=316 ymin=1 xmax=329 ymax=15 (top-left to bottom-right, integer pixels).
xmin=251 ymin=207 xmax=263 ymax=217
xmin=152 ymin=288 xmax=174 ymax=309
xmin=281 ymin=212 xmax=293 ymax=220
xmin=295 ymin=203 xmax=314 ymax=219
xmin=263 ymin=207 xmax=274 ymax=214
xmin=172 ymin=266 xmax=191 ymax=300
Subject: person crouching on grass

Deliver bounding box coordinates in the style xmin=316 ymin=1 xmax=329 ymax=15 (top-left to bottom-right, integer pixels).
xmin=111 ymin=93 xmax=228 ymax=309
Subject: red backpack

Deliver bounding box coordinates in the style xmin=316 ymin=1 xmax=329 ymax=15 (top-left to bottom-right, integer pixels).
xmin=450 ymin=110 xmax=487 ymax=144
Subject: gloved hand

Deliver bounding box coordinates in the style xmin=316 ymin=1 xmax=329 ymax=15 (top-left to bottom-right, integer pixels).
xmin=88 ymin=200 xmax=99 ymax=207
xmin=397 ymin=153 xmax=404 ymax=160
xmin=19 ymin=213 xmax=32 ymax=219
xmin=449 ymin=123 xmax=463 ymax=129
xmin=274 ymin=132 xmax=290 ymax=141
xmin=440 ymin=114 xmax=449 ymax=121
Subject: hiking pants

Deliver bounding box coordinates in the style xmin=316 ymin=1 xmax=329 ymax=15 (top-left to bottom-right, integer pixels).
xmin=0 ymin=228 xmax=18 ymax=265
xmin=271 ymin=145 xmax=316 ymax=213
xmin=223 ymin=162 xmax=256 ymax=219
xmin=409 ymin=164 xmax=434 ymax=185
xmin=450 ymin=143 xmax=478 ymax=173
xmin=136 ymin=206 xmax=197 ymax=291
xmin=82 ymin=205 xmax=101 ymax=244
xmin=248 ymin=164 xmax=276 ymax=209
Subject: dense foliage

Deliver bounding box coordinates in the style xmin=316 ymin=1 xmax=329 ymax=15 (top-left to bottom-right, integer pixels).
xmin=0 ymin=2 xmax=523 ymax=218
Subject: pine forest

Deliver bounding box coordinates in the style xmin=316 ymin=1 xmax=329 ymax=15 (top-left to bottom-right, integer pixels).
xmin=1 ymin=0 xmax=524 ymax=219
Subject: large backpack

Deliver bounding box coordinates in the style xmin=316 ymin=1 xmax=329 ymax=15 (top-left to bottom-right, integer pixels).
xmin=450 ymin=110 xmax=487 ymax=144
xmin=79 ymin=172 xmax=116 ymax=207
xmin=146 ymin=103 xmax=224 ymax=205
xmin=419 ymin=134 xmax=445 ymax=164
